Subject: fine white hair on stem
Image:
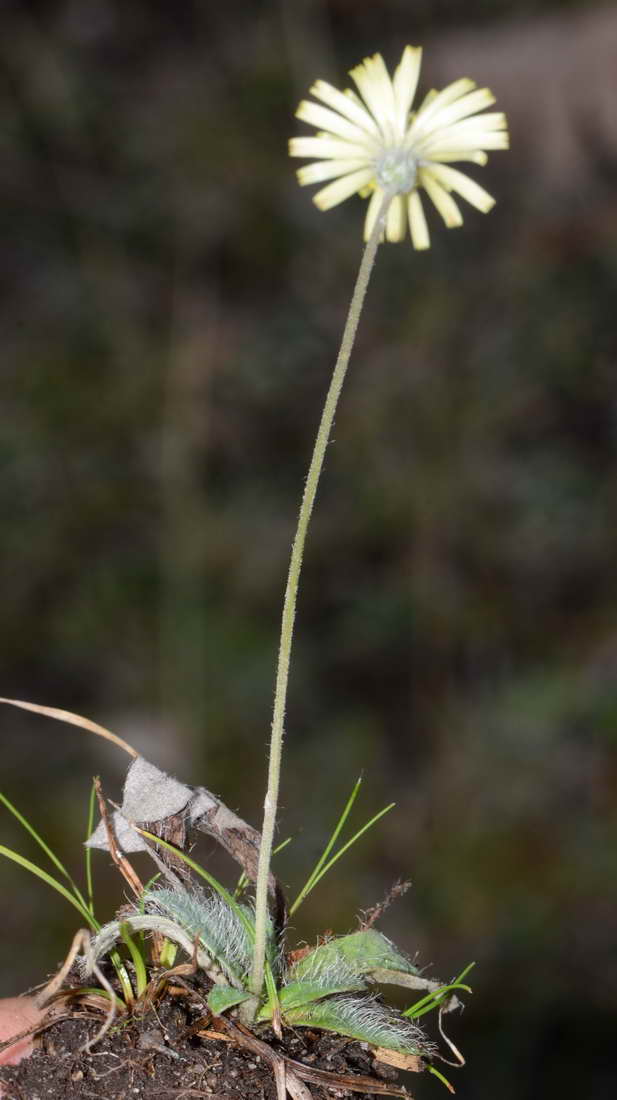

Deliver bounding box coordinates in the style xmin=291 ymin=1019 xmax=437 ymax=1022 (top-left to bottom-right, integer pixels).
xmin=246 ymin=191 xmax=394 ymax=1022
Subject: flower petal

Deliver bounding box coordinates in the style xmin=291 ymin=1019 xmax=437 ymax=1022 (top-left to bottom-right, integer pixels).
xmin=386 ymin=194 xmax=407 ymax=241
xmin=422 ymin=129 xmax=509 ymax=156
xmin=419 ymin=169 xmax=463 ymax=227
xmin=297 ymin=158 xmax=372 ymax=186
xmin=408 ymin=191 xmax=430 ymax=250
xmin=309 ymin=79 xmax=380 ymax=137
xmin=417 ymin=115 xmax=509 ymax=158
xmin=363 ymin=188 xmax=384 ymax=241
xmin=418 ymin=113 xmax=509 ymax=151
xmin=426 ymin=87 xmax=496 ymax=130
xmin=412 ymin=78 xmax=476 ymax=129
xmin=312 ymin=167 xmax=376 ymax=210
xmin=365 ymin=53 xmax=398 ymax=127
xmin=433 ymin=150 xmax=489 ymax=165
xmin=445 ymin=111 xmax=508 ymax=133
xmin=289 ymin=136 xmax=373 ymax=160
xmin=392 ymin=46 xmax=422 ymax=133
xmin=350 ymin=53 xmax=397 ymax=139
xmin=426 ymin=163 xmax=496 ymax=212
xmin=295 ymin=100 xmax=378 ymax=148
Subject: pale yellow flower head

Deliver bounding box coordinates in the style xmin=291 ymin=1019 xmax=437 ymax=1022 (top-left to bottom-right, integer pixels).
xmin=289 ymin=46 xmax=509 ymax=249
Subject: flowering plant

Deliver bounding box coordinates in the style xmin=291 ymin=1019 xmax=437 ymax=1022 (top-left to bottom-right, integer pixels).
xmin=1 ymin=41 xmax=508 ymax=1100
xmin=290 ymin=47 xmax=508 ymax=247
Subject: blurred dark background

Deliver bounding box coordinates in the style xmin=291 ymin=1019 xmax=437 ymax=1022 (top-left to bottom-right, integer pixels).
xmin=1 ymin=0 xmax=616 ymax=1096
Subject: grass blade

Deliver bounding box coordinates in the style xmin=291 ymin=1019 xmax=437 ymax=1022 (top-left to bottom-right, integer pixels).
xmin=137 ymin=829 xmax=251 ymax=934
xmin=85 ymin=780 xmax=97 ymax=918
xmin=0 ymin=844 xmax=97 ymax=928
xmin=119 ymin=922 xmax=147 ymax=998
xmin=427 ymin=1065 xmax=455 ymax=1092
xmin=290 ymin=777 xmax=362 ymax=915
xmin=1 ymin=819 xmax=146 ymax=1003
xmin=403 ymin=962 xmax=475 ymax=1019
xmin=108 ymin=949 xmax=135 ymax=1004
xmin=1 ymin=791 xmax=90 ymax=914
xmin=290 ymin=800 xmax=395 ymax=915
xmin=405 ymin=980 xmax=473 ymax=1020
xmin=159 ymin=939 xmax=178 ymax=968
xmin=234 ymin=836 xmax=292 ymax=899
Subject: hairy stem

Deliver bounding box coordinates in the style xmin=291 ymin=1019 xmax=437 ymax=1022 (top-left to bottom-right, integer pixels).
xmin=247 ymin=194 xmax=393 ymax=1016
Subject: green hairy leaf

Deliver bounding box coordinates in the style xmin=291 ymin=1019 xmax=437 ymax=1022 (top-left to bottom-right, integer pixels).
xmin=207 ymin=985 xmax=252 ymax=1015
xmin=144 ymin=887 xmax=255 ymax=984
xmin=284 ymin=993 xmax=434 ymax=1057
xmin=257 ymin=972 xmax=365 ymax=1022
xmin=289 ymin=930 xmax=419 ymax=984
xmin=257 ymin=927 xmax=441 ymax=1058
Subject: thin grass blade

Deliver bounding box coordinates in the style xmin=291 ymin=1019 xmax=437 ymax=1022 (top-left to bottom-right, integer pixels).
xmin=290 ymin=802 xmax=395 ymax=913
xmin=290 ymin=777 xmax=362 ymax=915
xmin=108 ymin=949 xmax=136 ymax=1004
xmin=427 ymin=1065 xmax=455 ymax=1092
xmin=404 ymin=962 xmax=475 ymax=1019
xmin=1 ymin=791 xmax=89 ymax=912
xmin=119 ymin=921 xmax=147 ymax=998
xmin=0 ymin=844 xmax=97 ymax=928
xmin=85 ymin=780 xmax=97 ymax=918
xmin=405 ymin=980 xmax=472 ymax=1019
xmin=234 ymin=836 xmax=292 ymax=899
xmin=137 ymin=829 xmax=252 ymax=936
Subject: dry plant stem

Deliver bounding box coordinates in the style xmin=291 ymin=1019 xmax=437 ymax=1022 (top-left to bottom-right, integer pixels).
xmin=0 ymin=697 xmax=138 ymax=757
xmin=437 ymin=1005 xmax=465 ymax=1067
xmin=248 ymin=191 xmax=395 ymax=1015
xmin=59 ymin=931 xmax=117 ymax=1054
xmin=94 ymin=780 xmax=144 ymax=900
xmin=0 ymin=931 xmax=116 ymax=1058
xmin=95 ymin=780 xmax=171 ymax=963
xmin=35 ymin=930 xmax=93 ymax=1011
xmin=359 ymin=878 xmax=412 ymax=929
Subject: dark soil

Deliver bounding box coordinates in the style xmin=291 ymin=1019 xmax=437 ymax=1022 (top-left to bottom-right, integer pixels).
xmin=0 ymin=993 xmax=408 ymax=1099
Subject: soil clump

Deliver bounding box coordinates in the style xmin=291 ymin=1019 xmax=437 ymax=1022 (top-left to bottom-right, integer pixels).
xmin=0 ymin=993 xmax=408 ymax=1099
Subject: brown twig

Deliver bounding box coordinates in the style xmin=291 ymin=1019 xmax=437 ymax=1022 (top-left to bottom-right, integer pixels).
xmin=358 ymin=879 xmax=412 ymax=930
xmin=95 ymin=778 xmax=169 ymax=964
xmin=94 ymin=779 xmax=144 ymax=901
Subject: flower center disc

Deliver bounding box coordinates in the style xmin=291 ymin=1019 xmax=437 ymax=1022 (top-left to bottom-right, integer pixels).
xmin=375 ymin=149 xmax=417 ymax=194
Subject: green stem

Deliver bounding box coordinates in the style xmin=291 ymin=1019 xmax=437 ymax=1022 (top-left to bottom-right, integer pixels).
xmin=247 ymin=194 xmax=393 ymax=1013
